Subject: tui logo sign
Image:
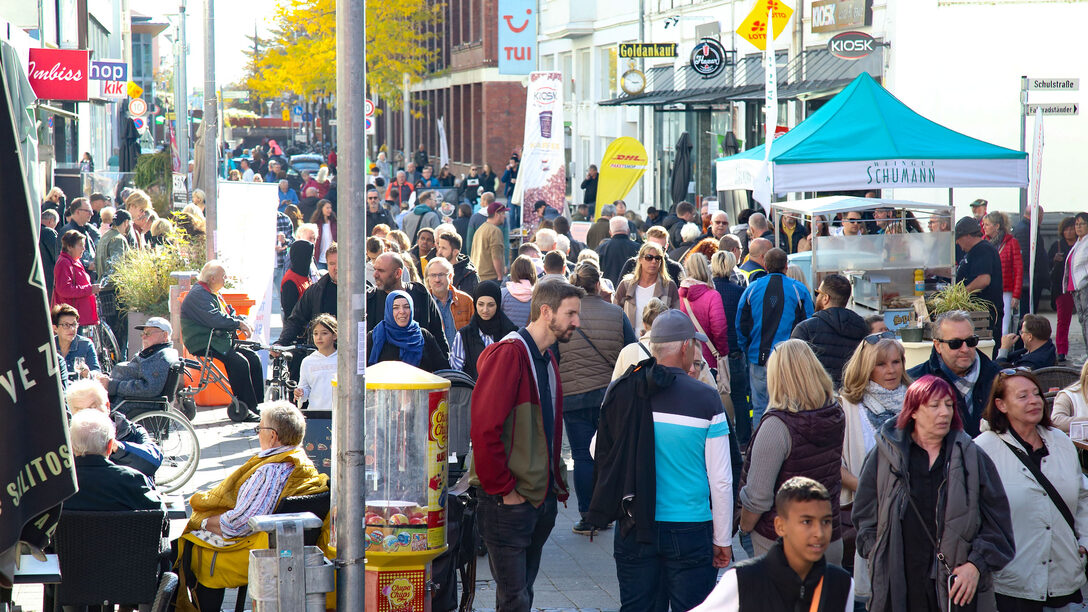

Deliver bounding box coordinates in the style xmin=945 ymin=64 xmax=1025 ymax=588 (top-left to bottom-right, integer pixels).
xmin=827 ymin=31 xmax=875 ymax=60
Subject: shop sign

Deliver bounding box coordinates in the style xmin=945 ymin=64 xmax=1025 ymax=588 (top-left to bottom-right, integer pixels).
xmin=811 ymin=0 xmax=872 ymax=34
xmin=27 ymin=48 xmax=89 ymax=101
xmin=498 ymin=0 xmax=537 ymax=75
xmin=690 ymin=38 xmax=727 ymax=78
xmin=737 ymin=0 xmax=794 ymax=51
xmin=619 ymin=43 xmax=678 ymax=59
xmin=828 ymin=31 xmax=875 ymax=60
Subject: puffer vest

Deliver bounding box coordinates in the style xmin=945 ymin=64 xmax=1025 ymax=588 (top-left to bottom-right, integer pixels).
xmin=741 ymin=402 xmax=845 ymax=541
xmin=558 ymin=295 xmax=626 ymax=397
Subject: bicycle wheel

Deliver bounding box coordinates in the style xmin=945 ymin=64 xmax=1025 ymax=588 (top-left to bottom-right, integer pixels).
xmin=131 ymin=409 xmax=201 ymax=494
xmin=96 ymin=323 xmax=121 ymax=375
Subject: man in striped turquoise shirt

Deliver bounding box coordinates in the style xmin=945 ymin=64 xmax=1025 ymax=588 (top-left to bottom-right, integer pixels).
xmin=613 ymin=309 xmax=734 ymax=611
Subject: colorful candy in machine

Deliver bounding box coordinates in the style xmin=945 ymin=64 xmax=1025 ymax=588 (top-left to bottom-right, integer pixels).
xmin=364 ymin=361 xmax=450 ymax=612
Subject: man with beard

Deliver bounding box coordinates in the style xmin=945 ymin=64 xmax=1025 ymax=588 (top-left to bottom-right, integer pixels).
xmin=365 ymin=252 xmax=450 ymax=355
xmin=467 ymin=279 xmax=585 ymax=611
xmin=789 ymin=273 xmax=868 ymax=386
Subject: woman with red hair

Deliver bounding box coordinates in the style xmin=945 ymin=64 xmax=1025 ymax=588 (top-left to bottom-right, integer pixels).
xmin=853 ymin=375 xmax=1014 ymax=612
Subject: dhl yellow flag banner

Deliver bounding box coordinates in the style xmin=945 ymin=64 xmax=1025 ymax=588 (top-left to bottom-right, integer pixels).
xmin=595 ymin=137 xmax=649 ymax=218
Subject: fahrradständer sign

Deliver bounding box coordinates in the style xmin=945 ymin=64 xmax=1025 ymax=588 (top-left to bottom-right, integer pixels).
xmin=1024 ymin=103 xmax=1079 ymax=116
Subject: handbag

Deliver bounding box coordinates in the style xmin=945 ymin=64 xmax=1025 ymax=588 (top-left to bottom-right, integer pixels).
xmin=682 ymin=297 xmax=731 ymax=395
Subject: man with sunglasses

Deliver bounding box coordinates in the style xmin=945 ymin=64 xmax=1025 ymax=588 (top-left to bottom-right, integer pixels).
xmin=842 ymin=211 xmax=866 ymax=236
xmin=907 ymin=310 xmax=1000 ymax=436
xmin=365 ymin=187 xmax=396 ymax=236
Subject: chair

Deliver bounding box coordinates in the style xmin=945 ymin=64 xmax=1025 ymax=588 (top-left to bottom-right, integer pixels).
xmin=1034 ymin=366 xmax=1081 ymax=393
xmin=232 ymin=491 xmax=331 ymax=612
xmin=52 ymin=509 xmax=168 ymax=609
xmin=113 ymin=361 xmax=185 ymax=420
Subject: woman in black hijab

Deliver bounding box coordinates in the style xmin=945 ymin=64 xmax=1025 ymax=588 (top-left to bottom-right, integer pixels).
xmin=280 ymin=240 xmax=315 ymax=319
xmin=450 ymin=280 xmax=517 ymax=380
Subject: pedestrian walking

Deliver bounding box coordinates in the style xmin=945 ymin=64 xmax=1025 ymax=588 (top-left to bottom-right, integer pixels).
xmin=467 ymin=280 xmax=585 ymax=612
xmin=712 ymin=250 xmax=752 ymax=445
xmin=366 ymin=291 xmax=449 ymax=372
xmin=53 ymin=230 xmax=101 ymax=325
xmin=1049 ymin=216 xmax=1078 ymax=363
xmin=614 ymin=242 xmax=681 ymax=335
xmin=469 ymin=201 xmax=508 ymax=281
xmin=1065 ymin=213 xmax=1088 ymax=352
xmin=853 ymin=375 xmax=1014 ymax=612
xmin=975 ymin=369 xmax=1088 ymax=611
xmin=581 ymin=165 xmax=598 ymax=206
xmin=790 ymin=273 xmax=868 ymax=387
xmin=981 ymin=212 xmax=1022 ymax=336
xmin=596 ymin=216 xmax=642 ymax=285
xmin=679 ymin=253 xmax=731 ymax=413
xmin=450 ymin=280 xmax=518 ymax=380
xmin=501 ymin=256 xmax=537 ymax=328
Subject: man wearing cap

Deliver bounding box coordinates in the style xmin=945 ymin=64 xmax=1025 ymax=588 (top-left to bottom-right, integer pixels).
xmin=589 ymin=309 xmax=733 ymax=610
xmin=95 ymin=317 xmax=180 ymax=407
xmin=471 ymin=201 xmax=509 ymax=281
xmin=955 ymin=216 xmax=1004 ymax=344
xmin=970 ymin=198 xmax=988 ymax=226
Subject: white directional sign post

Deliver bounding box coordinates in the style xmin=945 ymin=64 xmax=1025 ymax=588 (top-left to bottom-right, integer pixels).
xmin=1019 ymin=76 xmax=1080 ymax=210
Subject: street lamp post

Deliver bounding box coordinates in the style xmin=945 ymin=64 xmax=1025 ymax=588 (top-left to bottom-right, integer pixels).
xmin=175 ymin=0 xmax=189 ymax=178
xmin=202 ymin=0 xmax=216 ymax=261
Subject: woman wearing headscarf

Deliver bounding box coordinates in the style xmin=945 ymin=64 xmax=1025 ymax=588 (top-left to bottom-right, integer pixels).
xmin=451 ymin=281 xmax=517 ymax=380
xmin=367 ymin=291 xmax=449 ymax=372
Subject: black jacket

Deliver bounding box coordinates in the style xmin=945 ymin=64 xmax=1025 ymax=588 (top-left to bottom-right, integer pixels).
xmin=366 ymin=282 xmax=450 ymax=356
xmin=64 ymin=455 xmax=164 ymax=512
xmin=278 ymin=273 xmax=336 ymax=345
xmin=776 ymin=222 xmax=810 ymax=255
xmin=596 ymin=234 xmax=641 ymax=286
xmin=734 ymin=539 xmax=853 ymax=612
xmin=1013 ymin=217 xmax=1048 ymax=296
xmin=451 ymin=253 xmax=480 ymax=295
xmin=790 ymin=307 xmax=869 ymax=386
xmin=366 ymin=206 xmax=397 ymax=235
xmin=998 ymin=339 xmax=1056 ymax=371
xmin=40 ymin=224 xmax=59 ymax=294
xmin=907 ymin=347 xmax=1000 ymax=436
xmin=580 ymin=175 xmax=598 ymax=204
xmin=586 ymin=358 xmax=677 ymax=543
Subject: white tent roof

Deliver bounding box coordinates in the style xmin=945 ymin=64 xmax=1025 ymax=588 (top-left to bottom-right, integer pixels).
xmin=772 ymin=196 xmax=952 ymax=218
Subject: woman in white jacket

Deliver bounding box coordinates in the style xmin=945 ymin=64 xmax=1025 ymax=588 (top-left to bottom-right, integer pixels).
xmin=1052 ymin=360 xmax=1088 ymax=435
xmin=976 ymin=369 xmax=1088 ymax=611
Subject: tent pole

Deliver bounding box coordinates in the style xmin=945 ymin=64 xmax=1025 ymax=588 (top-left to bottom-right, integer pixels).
xmin=948 ymin=188 xmax=953 ymax=207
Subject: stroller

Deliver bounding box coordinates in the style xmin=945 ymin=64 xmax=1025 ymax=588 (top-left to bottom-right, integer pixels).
xmin=431 ymin=369 xmax=478 ymax=612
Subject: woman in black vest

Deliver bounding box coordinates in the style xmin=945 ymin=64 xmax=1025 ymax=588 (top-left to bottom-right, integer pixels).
xmin=450 ymin=281 xmax=516 ymax=380
xmin=738 ymin=339 xmax=846 ymax=564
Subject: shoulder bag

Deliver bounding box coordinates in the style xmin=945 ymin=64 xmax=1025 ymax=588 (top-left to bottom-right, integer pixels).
xmin=682 ymin=297 xmax=731 ymax=395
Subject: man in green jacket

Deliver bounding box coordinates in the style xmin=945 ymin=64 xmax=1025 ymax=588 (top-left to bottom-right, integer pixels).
xmin=95 ymin=210 xmax=132 ymax=359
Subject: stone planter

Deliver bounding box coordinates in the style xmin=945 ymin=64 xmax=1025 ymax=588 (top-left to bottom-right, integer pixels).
xmin=127 ymin=311 xmax=152 ymax=357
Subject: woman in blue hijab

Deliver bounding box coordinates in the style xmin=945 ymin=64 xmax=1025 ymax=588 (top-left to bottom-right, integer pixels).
xmin=367 ymin=290 xmax=449 ymax=372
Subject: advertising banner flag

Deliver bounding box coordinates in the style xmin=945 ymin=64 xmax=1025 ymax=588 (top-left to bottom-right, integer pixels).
xmin=511 ymin=72 xmax=565 ymax=233
xmin=27 ymin=48 xmax=89 ymax=101
xmin=596 ymin=137 xmax=649 ymax=218
xmin=216 ymin=182 xmax=277 ymax=345
xmin=0 ymin=64 xmax=78 ymax=582
xmin=437 ymin=117 xmax=450 ymax=171
xmin=737 ymin=0 xmax=794 ymax=51
xmin=753 ymin=3 xmax=778 ymax=211
xmin=498 ymin=0 xmax=537 ymax=75
xmin=1028 ymin=107 xmax=1044 ymax=313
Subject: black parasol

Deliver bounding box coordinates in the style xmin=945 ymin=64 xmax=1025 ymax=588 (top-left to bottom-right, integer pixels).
xmin=670 ymin=131 xmax=693 ymax=209
xmin=118 ymin=106 xmax=140 ymax=173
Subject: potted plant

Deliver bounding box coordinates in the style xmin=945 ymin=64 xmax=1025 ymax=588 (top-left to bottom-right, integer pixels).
xmin=923 ymin=282 xmax=996 ymax=340
xmin=110 ymin=234 xmax=206 ymax=354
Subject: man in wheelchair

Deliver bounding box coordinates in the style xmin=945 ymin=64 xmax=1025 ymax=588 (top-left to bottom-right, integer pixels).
xmin=93 ymin=317 xmax=180 ymax=414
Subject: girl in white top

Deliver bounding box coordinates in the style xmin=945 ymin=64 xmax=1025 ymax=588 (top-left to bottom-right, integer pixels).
xmin=295 ymin=313 xmax=337 ymax=411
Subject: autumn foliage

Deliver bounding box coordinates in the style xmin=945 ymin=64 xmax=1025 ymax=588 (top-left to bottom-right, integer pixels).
xmin=245 ymin=0 xmax=442 ymax=109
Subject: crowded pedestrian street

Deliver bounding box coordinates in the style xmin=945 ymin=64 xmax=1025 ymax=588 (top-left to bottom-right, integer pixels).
xmin=3 ymin=0 xmax=1088 ymax=611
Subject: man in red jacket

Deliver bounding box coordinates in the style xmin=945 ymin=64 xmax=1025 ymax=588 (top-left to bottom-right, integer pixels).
xmin=468 ymin=279 xmax=586 ymax=612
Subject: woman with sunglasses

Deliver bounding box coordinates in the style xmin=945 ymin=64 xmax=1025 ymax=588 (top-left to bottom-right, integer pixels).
xmin=838 ymin=332 xmax=911 ymax=608
xmin=1063 ymin=212 xmax=1088 ymax=355
xmin=976 ymin=369 xmax=1088 ymax=611
xmin=853 ymin=375 xmax=1014 ymax=612
xmin=613 ymin=242 xmax=680 ymax=335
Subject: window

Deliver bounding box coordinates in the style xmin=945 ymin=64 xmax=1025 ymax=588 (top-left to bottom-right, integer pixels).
xmin=561 ymin=53 xmax=573 ymax=101
xmin=577 ymin=49 xmax=590 ymax=101
xmin=599 ymin=46 xmax=617 ymax=99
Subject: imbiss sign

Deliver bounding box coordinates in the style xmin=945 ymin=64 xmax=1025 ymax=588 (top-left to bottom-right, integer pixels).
xmin=811 ymin=0 xmax=873 ymax=33
xmin=27 ymin=48 xmax=89 ymax=101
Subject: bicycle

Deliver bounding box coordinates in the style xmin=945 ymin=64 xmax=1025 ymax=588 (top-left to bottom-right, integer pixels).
xmin=264 ymin=343 xmax=315 ymax=402
xmin=179 ymin=332 xmax=254 ymax=423
xmin=80 ymin=321 xmax=121 ymax=375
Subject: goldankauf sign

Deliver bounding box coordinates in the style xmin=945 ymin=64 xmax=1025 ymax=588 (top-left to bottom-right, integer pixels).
xmin=828 ymin=31 xmax=876 ymax=60
xmin=691 ymin=38 xmax=727 ymax=78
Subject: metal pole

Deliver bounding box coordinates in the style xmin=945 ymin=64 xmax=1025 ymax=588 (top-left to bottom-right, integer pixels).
xmin=1019 ymin=75 xmax=1028 ymax=215
xmin=203 ymin=0 xmax=217 ymax=261
xmin=402 ymin=73 xmax=410 ymax=166
xmin=335 ymin=0 xmax=366 ymax=607
xmin=174 ymin=0 xmax=190 ymax=182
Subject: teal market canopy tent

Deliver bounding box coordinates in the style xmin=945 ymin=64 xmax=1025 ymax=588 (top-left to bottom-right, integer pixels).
xmin=715 ymin=73 xmax=1028 ymax=194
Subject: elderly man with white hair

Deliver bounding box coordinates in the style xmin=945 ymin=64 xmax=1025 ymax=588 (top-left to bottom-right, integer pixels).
xmin=708 ymin=210 xmax=730 ymax=240
xmin=534 ymin=227 xmax=559 ymax=253
xmin=181 ymin=260 xmax=264 ymax=421
xmin=68 ymin=379 xmax=164 ymax=478
xmin=277 ymin=178 xmax=299 ymax=209
xmin=65 ymin=409 xmax=164 ymax=512
xmin=596 ymin=215 xmax=642 ymax=285
xmin=670 ymin=222 xmax=703 ymax=262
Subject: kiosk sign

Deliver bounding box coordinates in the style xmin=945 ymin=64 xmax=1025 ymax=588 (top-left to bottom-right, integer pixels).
xmin=828 ymin=31 xmax=875 ymax=60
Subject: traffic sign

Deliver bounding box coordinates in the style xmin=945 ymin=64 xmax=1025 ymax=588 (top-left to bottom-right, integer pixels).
xmin=132 ymin=117 xmax=146 ymax=130
xmin=128 ymin=97 xmax=148 ymax=116
xmin=1025 ymin=103 xmax=1079 ymax=116
xmin=1025 ymin=77 xmax=1079 ymax=91
xmin=365 ymin=98 xmax=375 ymax=117
xmin=281 ymin=109 xmax=290 ymax=121
xmin=127 ymin=81 xmax=143 ymax=99
xmin=365 ymin=116 xmax=375 ymax=135
xmin=302 ymin=112 xmax=314 ymax=122
xmin=292 ymin=104 xmax=304 ymax=115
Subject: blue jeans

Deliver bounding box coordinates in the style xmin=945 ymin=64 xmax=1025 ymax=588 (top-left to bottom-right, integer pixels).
xmin=562 ymin=389 xmax=605 ymax=514
xmin=614 ymin=521 xmax=716 ymax=612
xmin=749 ymin=363 xmax=769 ymax=425
xmin=476 ymin=492 xmax=558 ymax=612
xmin=728 ymin=354 xmax=752 ymax=446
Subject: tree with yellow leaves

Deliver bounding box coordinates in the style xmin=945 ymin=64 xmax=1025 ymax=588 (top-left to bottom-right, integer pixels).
xmin=245 ymin=0 xmax=442 ymax=110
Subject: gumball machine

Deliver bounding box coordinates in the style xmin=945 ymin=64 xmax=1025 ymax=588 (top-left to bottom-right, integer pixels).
xmin=364 ymin=361 xmax=450 ymax=612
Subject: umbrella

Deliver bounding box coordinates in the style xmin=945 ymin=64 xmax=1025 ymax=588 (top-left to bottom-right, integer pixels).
xmin=118 ymin=106 xmax=140 ymax=173
xmin=670 ymin=131 xmax=692 ymax=209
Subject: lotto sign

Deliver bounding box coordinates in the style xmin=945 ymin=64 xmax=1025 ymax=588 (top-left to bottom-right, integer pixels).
xmin=736 ymin=0 xmax=794 ymax=50
xmin=27 ymin=48 xmax=89 ymax=101
xmin=365 ymin=98 xmax=375 ymax=117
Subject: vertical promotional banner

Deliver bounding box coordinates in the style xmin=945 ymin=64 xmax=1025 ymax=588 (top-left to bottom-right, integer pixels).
xmin=595 ymin=137 xmax=649 ymax=218
xmin=753 ymin=3 xmax=778 ymax=210
xmin=216 ymin=182 xmax=277 ymax=346
xmin=498 ymin=0 xmax=537 ymax=75
xmin=1027 ymin=107 xmax=1044 ymax=312
xmin=511 ymin=72 xmax=565 ymax=232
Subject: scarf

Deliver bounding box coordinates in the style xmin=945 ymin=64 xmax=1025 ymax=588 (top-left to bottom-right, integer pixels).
xmin=988 ymin=229 xmax=1007 ymax=251
xmin=939 ymin=353 xmax=981 ymax=407
xmin=471 ymin=280 xmax=517 ymax=339
xmin=861 ymin=381 xmax=907 ymax=432
xmin=368 ymin=290 xmax=425 ymax=366
xmin=138 ymin=342 xmax=172 ymax=360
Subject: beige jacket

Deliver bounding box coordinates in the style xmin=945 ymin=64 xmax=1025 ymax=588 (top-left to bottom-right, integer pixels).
xmin=612 ymin=275 xmax=680 ymax=331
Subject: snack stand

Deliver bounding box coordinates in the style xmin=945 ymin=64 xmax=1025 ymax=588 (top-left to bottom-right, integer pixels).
xmin=364 ymin=361 xmax=450 ymax=612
